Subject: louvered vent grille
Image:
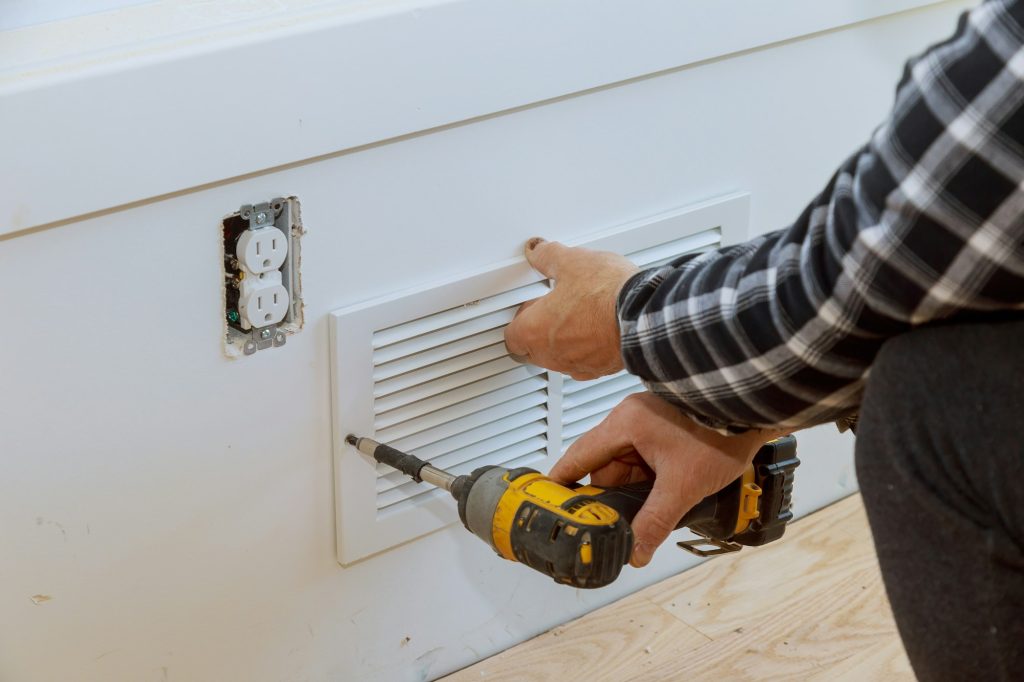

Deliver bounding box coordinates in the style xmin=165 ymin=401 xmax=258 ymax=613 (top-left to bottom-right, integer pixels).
xmin=560 ymin=227 xmax=722 ymax=451
xmin=371 ymin=281 xmax=550 ymax=514
xmin=332 ymin=193 xmax=748 ymax=564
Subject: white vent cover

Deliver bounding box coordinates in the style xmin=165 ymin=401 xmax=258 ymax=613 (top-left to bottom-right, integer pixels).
xmin=371 ymin=281 xmax=551 ymax=515
xmin=331 ymin=192 xmax=749 ymax=564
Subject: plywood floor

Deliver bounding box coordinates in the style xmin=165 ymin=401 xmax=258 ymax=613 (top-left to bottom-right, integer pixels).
xmin=443 ymin=494 xmax=911 ymax=682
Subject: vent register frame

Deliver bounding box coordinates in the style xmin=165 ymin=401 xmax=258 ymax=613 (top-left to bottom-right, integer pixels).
xmin=330 ymin=193 xmax=750 ymax=564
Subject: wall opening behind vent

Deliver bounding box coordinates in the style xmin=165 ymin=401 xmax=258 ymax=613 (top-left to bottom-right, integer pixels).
xmin=330 ymin=192 xmax=749 ymax=564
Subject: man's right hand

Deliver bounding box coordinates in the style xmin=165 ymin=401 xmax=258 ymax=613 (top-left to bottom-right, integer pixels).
xmin=548 ymin=392 xmax=786 ymax=567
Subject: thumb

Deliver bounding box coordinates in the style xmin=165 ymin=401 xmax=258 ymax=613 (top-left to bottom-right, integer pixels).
xmin=548 ymin=405 xmax=633 ymax=484
xmin=629 ymin=476 xmax=696 ymax=568
xmin=504 ymin=297 xmax=543 ymax=359
xmin=524 ymin=238 xmax=569 ymax=279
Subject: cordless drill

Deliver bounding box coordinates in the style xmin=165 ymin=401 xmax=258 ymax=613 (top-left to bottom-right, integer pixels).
xmin=346 ymin=434 xmax=798 ymax=588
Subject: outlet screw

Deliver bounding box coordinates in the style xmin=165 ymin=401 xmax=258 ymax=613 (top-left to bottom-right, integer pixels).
xmin=227 ymin=310 xmax=240 ymax=323
xmin=260 ymin=329 xmax=272 ymax=340
xmin=256 ymin=211 xmax=268 ymax=224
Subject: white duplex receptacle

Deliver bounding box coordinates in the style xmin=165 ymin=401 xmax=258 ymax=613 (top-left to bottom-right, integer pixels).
xmin=222 ymin=197 xmax=304 ymax=357
xmin=236 ymin=225 xmax=290 ymax=329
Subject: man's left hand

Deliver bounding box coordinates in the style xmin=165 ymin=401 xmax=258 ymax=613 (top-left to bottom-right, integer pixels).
xmin=504 ymin=237 xmax=639 ymax=380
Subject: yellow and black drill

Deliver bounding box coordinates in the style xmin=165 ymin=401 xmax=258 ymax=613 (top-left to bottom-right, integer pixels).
xmin=346 ymin=434 xmax=798 ymax=589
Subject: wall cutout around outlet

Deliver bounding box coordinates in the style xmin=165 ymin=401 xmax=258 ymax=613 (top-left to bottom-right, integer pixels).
xmin=222 ymin=197 xmax=304 ymax=357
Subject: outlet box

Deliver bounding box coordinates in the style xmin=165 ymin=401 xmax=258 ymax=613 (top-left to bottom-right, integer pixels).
xmin=222 ymin=197 xmax=304 ymax=357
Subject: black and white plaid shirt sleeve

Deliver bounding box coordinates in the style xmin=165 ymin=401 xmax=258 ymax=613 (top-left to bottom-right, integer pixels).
xmin=617 ymin=0 xmax=1024 ymax=434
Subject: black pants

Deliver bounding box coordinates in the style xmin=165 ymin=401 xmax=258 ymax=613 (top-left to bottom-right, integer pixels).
xmin=856 ymin=320 xmax=1024 ymax=681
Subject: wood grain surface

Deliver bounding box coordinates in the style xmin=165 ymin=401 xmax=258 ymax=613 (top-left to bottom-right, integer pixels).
xmin=443 ymin=494 xmax=912 ymax=681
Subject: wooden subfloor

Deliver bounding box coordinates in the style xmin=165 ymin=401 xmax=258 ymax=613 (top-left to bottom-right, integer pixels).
xmin=443 ymin=494 xmax=911 ymax=681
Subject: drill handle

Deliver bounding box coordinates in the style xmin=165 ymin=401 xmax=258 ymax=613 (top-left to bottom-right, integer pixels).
xmin=587 ymin=434 xmax=799 ymax=544
xmin=587 ymin=480 xmax=721 ymax=530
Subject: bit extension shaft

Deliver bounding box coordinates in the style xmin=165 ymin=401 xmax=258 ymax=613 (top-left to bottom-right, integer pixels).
xmin=346 ymin=435 xmax=458 ymax=491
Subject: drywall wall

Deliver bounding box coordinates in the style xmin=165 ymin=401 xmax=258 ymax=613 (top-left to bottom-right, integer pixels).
xmin=1 ymin=0 xmax=957 ymax=235
xmin=0 ymin=1 xmax=972 ymax=680
xmin=0 ymin=0 xmax=157 ymax=31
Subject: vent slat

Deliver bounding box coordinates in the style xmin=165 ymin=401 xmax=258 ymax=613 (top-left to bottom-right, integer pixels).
xmin=628 ymin=229 xmax=721 ymax=268
xmin=376 ymin=422 xmax=547 ymax=477
xmin=410 ymin=427 xmax=546 ymax=475
xmin=376 ymin=434 xmax=547 ymax=495
xmin=376 ymin=483 xmax=442 ymax=513
xmin=375 ymin=376 xmax=547 ymax=441
xmin=561 ymin=412 xmax=607 ymax=442
xmin=373 ymin=346 xmax=513 ymax=399
xmin=373 ymin=315 xmax=510 ymax=368
xmin=378 ymin=425 xmax=552 ymax=489
xmin=561 ymin=373 xmax=639 ymax=405
xmin=501 ymin=450 xmax=546 ymax=471
xmin=377 ymin=406 xmax=546 ymax=470
xmin=374 ymin=338 xmax=509 ymax=386
xmin=563 ymin=370 xmax=630 ymax=395
xmin=374 ymin=367 xmax=544 ymax=428
xmin=645 ymin=250 xmax=714 ymax=270
xmin=377 ymin=444 xmax=546 ymax=509
xmin=372 ymin=356 xmax=525 ymax=411
xmin=377 ymin=448 xmax=546 ymax=513
xmin=563 ymin=386 xmax=646 ymax=427
xmin=388 ymin=392 xmax=548 ymax=452
xmin=373 ymin=281 xmax=548 ymax=348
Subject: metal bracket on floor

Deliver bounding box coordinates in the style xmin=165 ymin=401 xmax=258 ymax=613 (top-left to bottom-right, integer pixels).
xmin=676 ymin=535 xmax=743 ymax=557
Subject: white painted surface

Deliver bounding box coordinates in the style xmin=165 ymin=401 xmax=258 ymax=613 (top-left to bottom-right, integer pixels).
xmin=1 ymin=0 xmax=951 ymax=235
xmin=0 ymin=2 xmax=970 ymax=680
xmin=0 ymin=0 xmax=157 ymax=31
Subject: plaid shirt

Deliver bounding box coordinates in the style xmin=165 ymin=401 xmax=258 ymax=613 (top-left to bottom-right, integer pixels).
xmin=617 ymin=0 xmax=1024 ymax=433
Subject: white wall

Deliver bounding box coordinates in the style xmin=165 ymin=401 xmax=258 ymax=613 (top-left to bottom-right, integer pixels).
xmin=0 ymin=0 xmax=156 ymax=31
xmin=0 ymin=2 xmax=970 ymax=680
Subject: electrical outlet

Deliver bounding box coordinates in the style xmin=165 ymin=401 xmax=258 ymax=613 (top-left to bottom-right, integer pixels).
xmin=238 ymin=271 xmax=289 ymax=329
xmin=222 ymin=197 xmax=304 ymax=357
xmin=237 ymin=226 xmax=288 ymax=274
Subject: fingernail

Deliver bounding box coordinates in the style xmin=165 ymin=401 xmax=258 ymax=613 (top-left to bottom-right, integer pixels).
xmin=526 ymin=237 xmax=545 ymax=251
xmin=631 ymin=543 xmax=653 ymax=568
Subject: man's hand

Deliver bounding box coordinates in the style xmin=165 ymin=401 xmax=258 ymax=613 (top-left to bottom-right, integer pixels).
xmin=548 ymin=392 xmax=787 ymax=567
xmin=504 ymin=238 xmax=639 ymax=380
